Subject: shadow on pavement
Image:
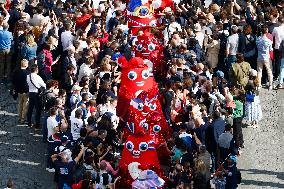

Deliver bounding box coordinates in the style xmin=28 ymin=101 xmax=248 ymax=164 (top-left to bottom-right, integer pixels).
xmin=239 ymin=169 xmax=284 ymax=181
xmin=240 ymin=179 xmax=284 ymax=188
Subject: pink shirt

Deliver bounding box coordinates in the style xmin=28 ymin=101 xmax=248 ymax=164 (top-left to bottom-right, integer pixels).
xmin=100 ymin=160 xmax=119 ymax=176
xmin=43 ymin=49 xmax=53 ymax=73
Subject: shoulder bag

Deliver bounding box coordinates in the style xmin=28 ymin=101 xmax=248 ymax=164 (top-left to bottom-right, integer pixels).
xmin=29 ymin=74 xmax=45 ymax=96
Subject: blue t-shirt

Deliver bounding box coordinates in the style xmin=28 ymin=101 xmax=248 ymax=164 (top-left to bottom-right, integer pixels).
xmin=0 ymin=29 xmax=13 ymax=49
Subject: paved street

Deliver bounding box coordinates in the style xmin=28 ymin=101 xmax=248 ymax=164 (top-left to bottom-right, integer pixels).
xmin=238 ymin=88 xmax=284 ymax=189
xmin=0 ymin=82 xmax=283 ymax=188
xmin=0 ymin=84 xmax=54 ymax=188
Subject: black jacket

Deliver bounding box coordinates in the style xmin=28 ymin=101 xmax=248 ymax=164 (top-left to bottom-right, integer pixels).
xmin=60 ymin=73 xmax=74 ymax=93
xmin=12 ymin=69 xmax=29 ymax=93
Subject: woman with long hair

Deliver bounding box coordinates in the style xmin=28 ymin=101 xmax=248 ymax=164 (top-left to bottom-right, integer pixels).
xmin=193 ymin=159 xmax=211 ymax=189
xmin=21 ymin=34 xmax=37 ymax=65
xmin=244 ymin=69 xmax=262 ymax=128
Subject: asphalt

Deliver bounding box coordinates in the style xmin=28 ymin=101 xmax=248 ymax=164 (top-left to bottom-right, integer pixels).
xmin=238 ymin=88 xmax=284 ymax=189
xmin=0 ymin=84 xmax=54 ymax=188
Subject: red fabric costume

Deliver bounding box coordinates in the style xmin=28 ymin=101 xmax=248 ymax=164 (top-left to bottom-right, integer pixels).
xmin=133 ymin=32 xmax=167 ymax=79
xmin=126 ymin=0 xmax=178 ymax=35
xmin=116 ymin=56 xmax=158 ymax=119
xmin=118 ymin=134 xmax=161 ymax=188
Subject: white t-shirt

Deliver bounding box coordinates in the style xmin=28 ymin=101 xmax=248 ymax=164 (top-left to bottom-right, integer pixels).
xmin=47 ymin=116 xmax=59 ymax=139
xmin=61 ymin=31 xmax=75 ymax=51
xmin=78 ymin=63 xmax=94 ymax=82
xmin=70 ymin=117 xmax=84 ymax=141
xmin=195 ymin=32 xmax=205 ymax=48
xmin=272 ymin=25 xmax=284 ymax=50
xmin=226 ymin=33 xmax=239 ymax=56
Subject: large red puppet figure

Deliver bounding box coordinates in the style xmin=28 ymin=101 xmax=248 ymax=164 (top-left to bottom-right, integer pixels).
xmin=133 ymin=31 xmax=167 ymax=80
xmin=117 ymin=134 xmax=162 ymax=188
xmin=116 ymin=56 xmax=158 ymax=120
xmin=126 ymin=0 xmax=180 ymax=35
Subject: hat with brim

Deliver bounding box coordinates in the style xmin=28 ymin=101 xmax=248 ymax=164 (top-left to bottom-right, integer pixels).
xmin=249 ymin=69 xmax=257 ymax=77
xmin=216 ymin=70 xmax=224 ymax=78
xmin=72 ymin=85 xmax=82 ymax=91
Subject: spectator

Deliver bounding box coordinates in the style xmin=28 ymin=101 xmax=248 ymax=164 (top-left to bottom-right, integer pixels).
xmin=204 ymin=33 xmax=220 ymax=70
xmin=232 ymin=90 xmax=244 ymax=149
xmin=70 ymin=108 xmax=84 ymax=141
xmin=230 ymin=53 xmax=251 ymax=89
xmin=0 ymin=22 xmax=13 ymax=81
xmin=26 ymin=64 xmax=46 ymax=128
xmin=277 ymin=39 xmax=284 ymax=89
xmin=244 ymin=69 xmax=262 ymax=128
xmin=256 ymin=25 xmax=273 ymax=90
xmin=61 ymin=22 xmax=75 ymax=52
xmin=51 ymin=144 xmax=87 ymax=189
xmin=272 ymin=17 xmax=284 ymax=82
xmin=61 ymin=64 xmax=76 ymax=94
xmin=238 ymin=25 xmax=257 ymax=69
xmin=78 ymin=57 xmax=95 ymax=82
xmin=20 ymin=34 xmax=37 ymax=65
xmin=70 ymin=85 xmax=82 ymax=110
xmin=218 ymin=124 xmax=235 ymax=162
xmin=12 ymin=59 xmax=29 ymax=124
xmin=193 ymin=159 xmax=210 ymax=189
xmin=46 ymin=107 xmax=59 ymax=140
xmin=225 ymin=25 xmax=239 ymax=72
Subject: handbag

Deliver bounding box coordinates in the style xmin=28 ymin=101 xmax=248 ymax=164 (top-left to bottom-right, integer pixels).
xmin=245 ymin=93 xmax=255 ymax=102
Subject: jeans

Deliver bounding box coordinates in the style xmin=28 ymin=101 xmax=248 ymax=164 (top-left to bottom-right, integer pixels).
xmin=226 ymin=55 xmax=237 ymax=72
xmin=27 ymin=92 xmax=42 ymax=127
xmin=257 ymin=60 xmax=273 ymax=87
xmin=18 ymin=93 xmax=29 ymax=122
xmin=278 ymin=58 xmax=284 ymax=84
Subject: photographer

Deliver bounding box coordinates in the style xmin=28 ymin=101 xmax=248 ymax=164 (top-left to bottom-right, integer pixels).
xmin=51 ymin=144 xmax=87 ymax=189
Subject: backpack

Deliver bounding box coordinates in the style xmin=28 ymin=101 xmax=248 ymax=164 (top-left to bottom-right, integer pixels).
xmin=232 ymin=63 xmax=250 ymax=88
xmin=37 ymin=50 xmax=47 ymax=72
xmin=40 ymin=89 xmax=55 ymax=111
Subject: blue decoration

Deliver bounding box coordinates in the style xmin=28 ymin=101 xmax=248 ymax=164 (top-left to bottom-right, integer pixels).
xmin=128 ymin=0 xmax=142 ymax=12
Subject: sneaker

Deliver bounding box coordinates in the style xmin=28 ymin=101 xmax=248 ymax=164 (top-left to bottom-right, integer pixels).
xmin=268 ymin=86 xmax=273 ymax=91
xmin=46 ymin=168 xmax=55 ymax=173
xmin=277 ymin=84 xmax=284 ymax=89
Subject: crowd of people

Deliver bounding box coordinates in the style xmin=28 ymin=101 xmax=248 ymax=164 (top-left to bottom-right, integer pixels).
xmin=2 ymin=0 xmax=283 ymax=188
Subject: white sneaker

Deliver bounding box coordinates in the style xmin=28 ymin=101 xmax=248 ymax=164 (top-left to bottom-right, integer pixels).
xmin=46 ymin=168 xmax=55 ymax=173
